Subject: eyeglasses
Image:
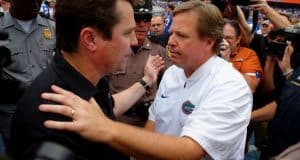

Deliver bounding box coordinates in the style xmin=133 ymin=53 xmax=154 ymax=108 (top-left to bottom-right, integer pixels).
xmin=134 ymin=14 xmax=152 ymax=23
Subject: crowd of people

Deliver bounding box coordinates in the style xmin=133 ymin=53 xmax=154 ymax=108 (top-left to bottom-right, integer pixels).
xmin=0 ymin=0 xmax=299 ymax=159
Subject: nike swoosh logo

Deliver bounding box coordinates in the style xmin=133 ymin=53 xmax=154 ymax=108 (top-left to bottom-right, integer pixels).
xmin=161 ymin=94 xmax=169 ymax=98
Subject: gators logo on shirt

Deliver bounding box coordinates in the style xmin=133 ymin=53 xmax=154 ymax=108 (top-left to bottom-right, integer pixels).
xmin=182 ymin=100 xmax=195 ymax=115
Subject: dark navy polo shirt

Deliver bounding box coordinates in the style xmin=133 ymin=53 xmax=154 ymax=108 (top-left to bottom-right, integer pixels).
xmin=9 ymin=53 xmax=128 ymax=160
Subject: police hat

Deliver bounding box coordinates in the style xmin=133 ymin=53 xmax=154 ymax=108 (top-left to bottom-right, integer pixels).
xmin=134 ymin=0 xmax=153 ymax=15
xmin=262 ymin=20 xmax=270 ymax=25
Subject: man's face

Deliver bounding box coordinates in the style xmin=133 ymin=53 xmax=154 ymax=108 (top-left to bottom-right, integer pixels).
xmin=168 ymin=11 xmax=213 ymax=74
xmin=150 ymin=16 xmax=165 ymax=36
xmin=261 ymin=23 xmax=270 ymax=35
xmin=0 ymin=0 xmax=10 ymax=12
xmin=223 ymin=23 xmax=241 ymax=53
xmin=10 ymin=0 xmax=42 ymax=20
xmin=134 ymin=13 xmax=151 ymax=45
xmin=100 ymin=0 xmax=137 ymax=73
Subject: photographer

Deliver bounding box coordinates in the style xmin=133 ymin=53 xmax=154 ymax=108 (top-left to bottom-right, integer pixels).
xmin=251 ymin=41 xmax=300 ymax=158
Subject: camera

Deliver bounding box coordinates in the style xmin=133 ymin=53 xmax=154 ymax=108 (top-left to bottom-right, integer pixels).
xmin=0 ymin=31 xmax=11 ymax=68
xmin=266 ymin=25 xmax=300 ymax=59
xmin=0 ymin=30 xmax=21 ymax=104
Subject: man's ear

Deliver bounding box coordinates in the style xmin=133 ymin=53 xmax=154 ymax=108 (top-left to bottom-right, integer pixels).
xmin=79 ymin=27 xmax=103 ymax=51
xmin=205 ymin=38 xmax=216 ymax=51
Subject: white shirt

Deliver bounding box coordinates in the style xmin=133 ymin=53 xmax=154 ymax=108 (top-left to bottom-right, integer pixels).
xmin=149 ymin=56 xmax=252 ymax=160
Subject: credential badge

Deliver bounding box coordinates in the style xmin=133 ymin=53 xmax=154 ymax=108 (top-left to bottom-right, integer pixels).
xmin=43 ymin=28 xmax=52 ymax=40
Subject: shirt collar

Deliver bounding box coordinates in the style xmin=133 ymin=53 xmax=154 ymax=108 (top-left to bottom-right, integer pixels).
xmin=1 ymin=12 xmax=49 ymax=29
xmin=52 ymin=53 xmax=98 ymax=100
xmin=140 ymin=37 xmax=153 ymax=50
xmin=181 ymin=55 xmax=218 ymax=82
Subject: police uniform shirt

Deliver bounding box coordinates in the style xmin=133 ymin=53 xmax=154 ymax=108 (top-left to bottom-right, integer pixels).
xmin=149 ymin=56 xmax=252 ymax=160
xmin=9 ymin=53 xmax=128 ymax=160
xmin=0 ymin=11 xmax=56 ymax=91
xmin=109 ymin=37 xmax=168 ymax=104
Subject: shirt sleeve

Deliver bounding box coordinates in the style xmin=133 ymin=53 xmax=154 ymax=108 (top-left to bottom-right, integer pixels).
xmin=239 ymin=49 xmax=263 ymax=79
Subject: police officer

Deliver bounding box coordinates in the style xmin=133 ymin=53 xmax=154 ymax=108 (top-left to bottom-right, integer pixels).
xmin=0 ymin=0 xmax=55 ymax=146
xmin=109 ymin=0 xmax=170 ymax=127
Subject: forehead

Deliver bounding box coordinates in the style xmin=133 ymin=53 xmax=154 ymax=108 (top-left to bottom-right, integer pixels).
xmin=112 ymin=0 xmax=135 ymax=31
xmin=116 ymin=0 xmax=134 ymax=22
xmin=152 ymin=16 xmax=163 ymax=22
xmin=223 ymin=24 xmax=236 ymax=35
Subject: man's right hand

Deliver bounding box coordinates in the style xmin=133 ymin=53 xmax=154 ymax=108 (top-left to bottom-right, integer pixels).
xmin=39 ymin=85 xmax=114 ymax=143
xmin=142 ymin=55 xmax=165 ymax=87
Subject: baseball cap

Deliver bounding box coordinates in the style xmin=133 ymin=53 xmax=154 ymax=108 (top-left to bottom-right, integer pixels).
xmin=262 ymin=20 xmax=270 ymax=25
xmin=134 ymin=0 xmax=152 ymax=14
xmin=134 ymin=0 xmax=152 ymax=23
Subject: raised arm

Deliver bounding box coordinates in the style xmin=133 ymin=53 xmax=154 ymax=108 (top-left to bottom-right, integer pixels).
xmin=250 ymin=0 xmax=292 ymax=29
xmin=112 ymin=55 xmax=164 ymax=116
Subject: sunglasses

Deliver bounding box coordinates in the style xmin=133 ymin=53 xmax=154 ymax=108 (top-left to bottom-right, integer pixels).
xmin=134 ymin=14 xmax=152 ymax=23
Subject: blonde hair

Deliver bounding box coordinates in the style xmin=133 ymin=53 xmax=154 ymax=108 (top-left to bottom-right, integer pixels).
xmin=173 ymin=0 xmax=224 ymax=52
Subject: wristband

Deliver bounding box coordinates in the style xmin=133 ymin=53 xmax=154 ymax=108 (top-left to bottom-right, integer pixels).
xmin=282 ymin=69 xmax=294 ymax=76
xmin=139 ymin=79 xmax=151 ymax=91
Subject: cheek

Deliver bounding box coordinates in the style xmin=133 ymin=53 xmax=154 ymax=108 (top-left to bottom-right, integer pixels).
xmin=116 ymin=37 xmax=129 ymax=49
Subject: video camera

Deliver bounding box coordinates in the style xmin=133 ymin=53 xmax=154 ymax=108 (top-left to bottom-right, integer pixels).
xmin=0 ymin=31 xmax=11 ymax=68
xmin=0 ymin=30 xmax=21 ymax=104
xmin=266 ymin=25 xmax=300 ymax=59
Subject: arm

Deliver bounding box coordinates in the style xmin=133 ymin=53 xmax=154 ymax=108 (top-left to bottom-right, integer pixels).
xmin=236 ymin=6 xmax=253 ymax=45
xmin=39 ymin=85 xmax=205 ymax=160
xmin=236 ymin=6 xmax=251 ymax=34
xmin=238 ymin=49 xmax=263 ymax=93
xmin=108 ymin=122 xmax=204 ymax=160
xmin=250 ymin=0 xmax=292 ymax=29
xmin=144 ymin=120 xmax=155 ymax=132
xmin=262 ymin=55 xmax=276 ymax=93
xmin=112 ymin=55 xmax=164 ymax=116
xmin=242 ymin=74 xmax=260 ymax=93
xmin=251 ymin=100 xmax=277 ymax=122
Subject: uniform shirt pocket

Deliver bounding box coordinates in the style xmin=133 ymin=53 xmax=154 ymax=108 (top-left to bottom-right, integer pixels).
xmin=110 ymin=62 xmax=128 ymax=92
xmin=6 ymin=47 xmax=28 ymax=73
xmin=39 ymin=40 xmax=56 ymax=65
